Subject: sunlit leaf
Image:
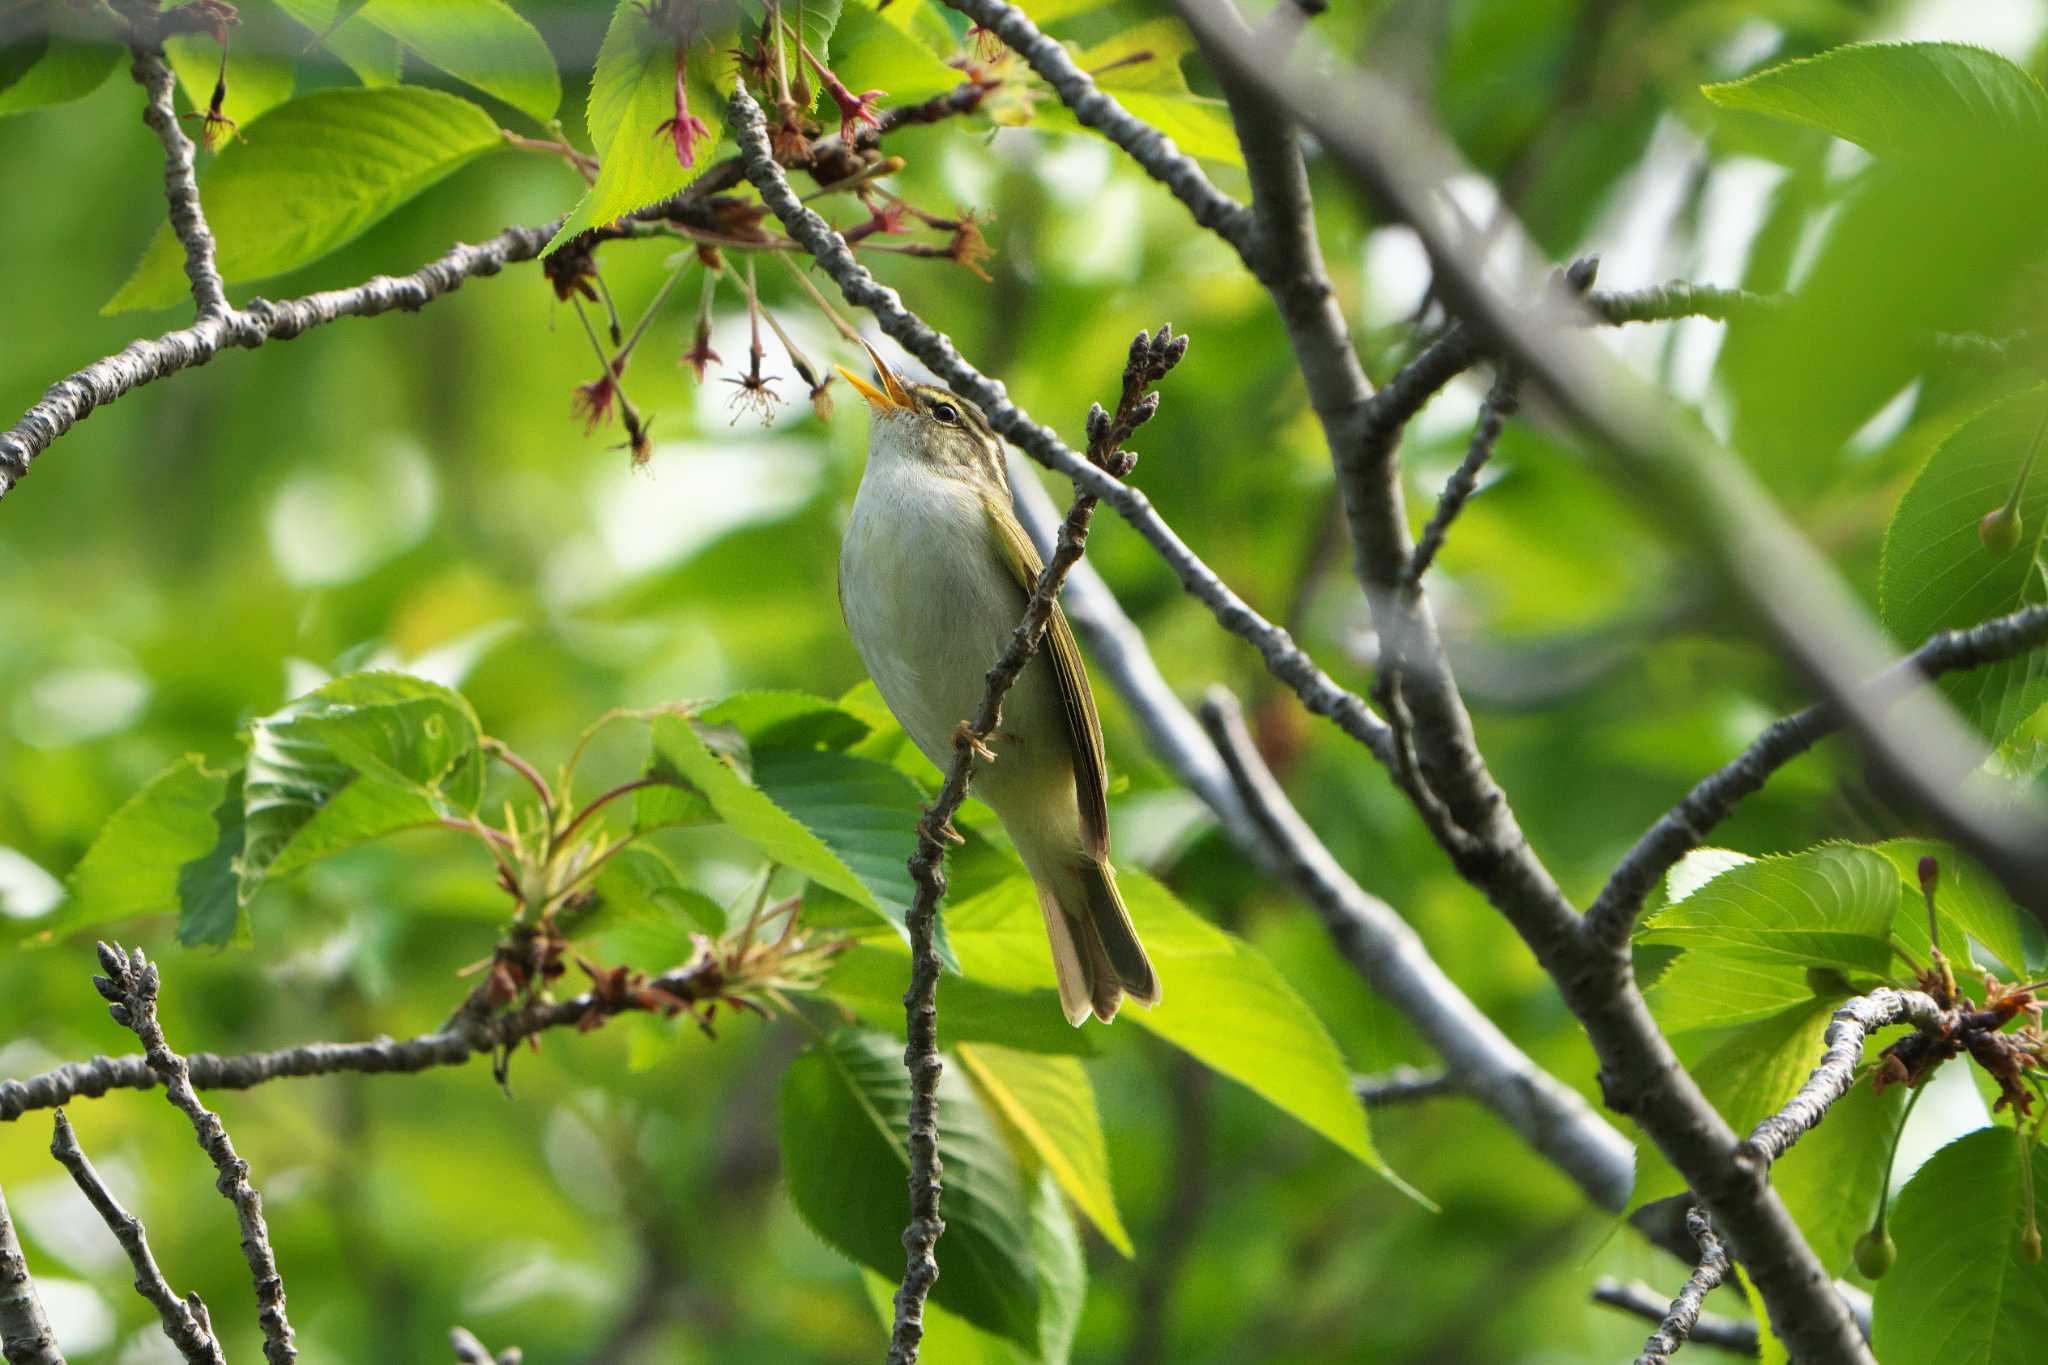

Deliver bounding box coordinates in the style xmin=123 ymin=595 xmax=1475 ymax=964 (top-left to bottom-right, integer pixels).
xmin=956 ymin=1042 xmax=1131 ymax=1255
xmin=1638 ymin=846 xmax=1899 ymax=974
xmin=546 ymin=0 xmax=736 ymax=251
xmin=273 ymin=0 xmax=403 ymax=86
xmin=1702 ymin=42 xmax=2048 ymax=159
xmin=1869 ymin=838 xmax=2025 ymax=975
xmin=351 ymin=0 xmax=560 ymax=121
xmin=55 ymin=757 xmax=226 ymax=937
xmin=830 ymin=0 xmax=962 ymax=106
xmin=820 ymin=944 xmax=1096 ymax=1056
xmin=241 ymin=672 xmax=482 ymax=896
xmin=164 ymin=35 xmax=295 ymax=132
xmin=107 ymin=87 xmax=503 ymax=312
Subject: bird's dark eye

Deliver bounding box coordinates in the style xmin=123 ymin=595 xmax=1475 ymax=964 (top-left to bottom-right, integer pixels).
xmin=930 ymin=402 xmax=959 ymax=425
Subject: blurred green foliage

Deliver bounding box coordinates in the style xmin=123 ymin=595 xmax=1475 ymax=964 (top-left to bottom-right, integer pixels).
xmin=4 ymin=0 xmax=2048 ymax=1361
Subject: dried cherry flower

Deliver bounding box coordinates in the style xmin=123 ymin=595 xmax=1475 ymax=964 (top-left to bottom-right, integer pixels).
xmin=802 ymin=41 xmax=883 ymax=143
xmin=653 ymin=51 xmax=712 ymax=168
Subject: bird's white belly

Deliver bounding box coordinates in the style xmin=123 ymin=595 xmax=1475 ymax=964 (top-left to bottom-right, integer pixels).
xmin=840 ymin=463 xmax=1077 ymax=839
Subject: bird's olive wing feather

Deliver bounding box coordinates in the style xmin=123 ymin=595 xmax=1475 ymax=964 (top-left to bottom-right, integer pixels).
xmin=981 ymin=493 xmax=1111 ymax=858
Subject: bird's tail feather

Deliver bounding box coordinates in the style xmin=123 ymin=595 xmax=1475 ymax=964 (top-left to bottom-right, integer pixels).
xmin=1035 ymin=856 xmax=1159 ymax=1027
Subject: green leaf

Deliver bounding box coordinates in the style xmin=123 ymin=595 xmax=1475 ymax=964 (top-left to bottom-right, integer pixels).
xmin=582 ymin=845 xmax=725 ymax=940
xmin=1872 ymin=1128 xmax=2048 ymax=1363
xmin=750 ymin=748 xmax=921 ymax=919
xmin=1638 ymin=846 xmax=1900 ymax=974
xmin=830 ymin=0 xmax=963 ymax=105
xmin=106 ymin=87 xmax=503 ymax=313
xmin=0 ymin=29 xmax=119 ymax=116
xmin=175 ymin=769 xmax=247 ymax=947
xmin=699 ymin=690 xmax=870 ymax=752
xmin=352 ymin=0 xmax=560 ymax=122
xmin=748 ymin=0 xmax=843 ymax=70
xmin=820 ymin=944 xmax=1097 ymax=1056
xmin=1026 ymin=92 xmax=1242 ymax=166
xmin=1870 ymin=839 xmax=2026 ymax=975
xmin=926 ymin=874 xmax=1407 ymax=1193
xmin=956 ymin=1042 xmax=1131 ymax=1256
xmin=1702 ymin=42 xmax=2048 ymax=160
xmin=55 ymin=757 xmax=228 ymax=937
xmin=273 ymin=0 xmax=403 ymax=86
xmin=241 ymin=672 xmax=480 ymax=896
xmin=1644 ymin=949 xmax=1818 ymax=1035
xmin=1879 ymin=387 xmax=2048 ymax=745
xmin=782 ymin=1029 xmax=1040 ymax=1346
xmin=164 ymin=35 xmax=295 ymax=132
xmin=1072 ymin=18 xmax=1198 ymax=95
xmin=1632 ymin=999 xmax=1835 ymax=1209
xmin=547 ymin=1 xmax=736 ymax=251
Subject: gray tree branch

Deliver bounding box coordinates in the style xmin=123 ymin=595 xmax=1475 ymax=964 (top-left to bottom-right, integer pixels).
xmin=1594 ymin=1279 xmax=1757 ymax=1357
xmin=93 ymin=942 xmax=297 ymax=1365
xmin=0 ymin=1185 xmax=62 ymax=1365
xmin=48 ymin=1110 xmax=223 ymax=1365
xmin=128 ymin=46 xmax=229 ymax=321
xmin=1588 ymin=603 xmax=2048 ymax=944
xmin=1740 ymin=990 xmax=1947 ymax=1173
xmin=1635 ymin=1208 xmax=1732 ymax=1365
xmin=1199 ymin=688 xmax=1635 ymax=1210
xmin=1 ymin=955 xmax=728 ymax=1124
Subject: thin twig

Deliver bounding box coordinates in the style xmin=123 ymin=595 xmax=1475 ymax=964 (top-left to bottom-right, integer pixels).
xmin=92 ymin=943 xmax=297 ymax=1365
xmin=129 ymin=46 xmax=231 ymax=321
xmin=941 ymin=0 xmax=1253 ymax=253
xmin=1635 ymin=1208 xmax=1731 ymax=1365
xmin=48 ymin=1110 xmax=223 ymax=1365
xmin=0 ymin=1184 xmax=63 ymax=1365
xmin=884 ymin=329 xmax=1180 ymax=1365
xmin=0 ymin=222 xmax=557 ymax=498
xmin=1738 ymin=990 xmax=1947 ymax=1172
xmin=2 ymin=954 xmax=728 ymax=1124
xmin=1588 ymin=602 xmax=2048 ymax=944
xmin=1407 ymin=368 xmax=1519 ymax=586
xmin=1592 ymin=1280 xmax=1758 ymax=1357
xmin=1352 ymin=1066 xmax=1457 ymax=1107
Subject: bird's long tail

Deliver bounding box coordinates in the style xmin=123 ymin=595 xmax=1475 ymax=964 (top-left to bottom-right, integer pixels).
xmin=1035 ymin=855 xmax=1160 ymax=1026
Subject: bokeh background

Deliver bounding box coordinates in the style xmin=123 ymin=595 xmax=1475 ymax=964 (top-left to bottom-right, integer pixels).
xmin=2 ymin=0 xmax=2043 ymax=1360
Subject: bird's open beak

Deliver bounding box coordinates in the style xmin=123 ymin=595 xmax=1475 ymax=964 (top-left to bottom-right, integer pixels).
xmin=835 ymin=338 xmax=916 ymax=412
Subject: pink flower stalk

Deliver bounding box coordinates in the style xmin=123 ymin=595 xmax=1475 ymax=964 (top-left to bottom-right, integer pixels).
xmin=654 ymin=53 xmax=711 ymax=167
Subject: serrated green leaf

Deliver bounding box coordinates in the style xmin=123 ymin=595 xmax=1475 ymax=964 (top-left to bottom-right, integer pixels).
xmin=1632 ymin=998 xmax=1834 ymax=1209
xmin=164 ymin=35 xmax=295 ymax=132
xmin=747 ymin=0 xmax=842 ymax=70
xmin=820 ymin=944 xmax=1096 ymax=1056
xmin=0 ymin=28 xmax=118 ymax=116
xmin=52 ymin=757 xmax=227 ymax=938
xmin=1879 ymin=387 xmax=2048 ymax=745
xmin=699 ymin=690 xmax=870 ymax=751
xmin=1638 ymin=846 xmax=1899 ymax=974
xmin=956 ymin=1042 xmax=1131 ymax=1256
xmin=782 ymin=1029 xmax=1040 ymax=1345
xmin=640 ymin=715 xmax=954 ymax=962
xmin=107 ymin=87 xmax=503 ymax=313
xmin=911 ymin=873 xmax=1404 ymax=1191
xmin=1644 ymin=949 xmax=1817 ymax=1034
xmin=547 ymin=1 xmax=736 ymax=252
xmin=352 ymin=0 xmax=560 ymax=122
xmin=1702 ymin=42 xmax=2048 ymax=159
xmin=1872 ymin=1128 xmax=2048 ymax=1363
xmin=1870 ymin=839 xmax=2026 ymax=975
xmin=831 ymin=0 xmax=962 ymax=105
xmin=241 ymin=672 xmax=479 ymax=896
xmin=273 ymin=0 xmax=403 ymax=86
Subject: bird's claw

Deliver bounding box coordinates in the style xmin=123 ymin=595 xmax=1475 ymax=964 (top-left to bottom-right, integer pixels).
xmin=953 ymin=720 xmax=996 ymax=764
